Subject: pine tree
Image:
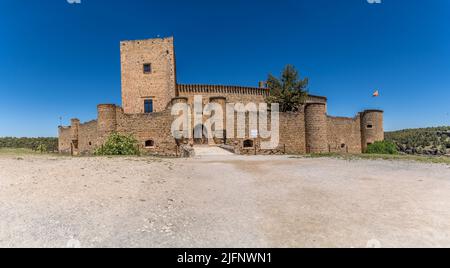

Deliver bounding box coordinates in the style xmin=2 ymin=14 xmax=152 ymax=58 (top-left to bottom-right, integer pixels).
xmin=266 ymin=65 xmax=309 ymax=112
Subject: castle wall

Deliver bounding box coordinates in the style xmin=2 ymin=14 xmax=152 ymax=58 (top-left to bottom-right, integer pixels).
xmin=224 ymin=110 xmax=305 ymax=155
xmin=326 ymin=116 xmax=362 ymax=154
xmin=59 ymin=102 xmax=382 ymax=157
xmin=121 ymin=37 xmax=177 ymax=113
xmin=178 ymin=84 xmax=267 ymax=105
xmin=58 ymin=127 xmax=72 ymax=154
xmin=279 ymin=112 xmax=306 ymax=154
xmin=78 ymin=120 xmax=98 ymax=155
xmin=115 ymin=107 xmax=179 ymax=156
xmin=66 ymin=105 xmax=181 ymax=156
xmin=177 ymin=84 xmax=327 ymax=106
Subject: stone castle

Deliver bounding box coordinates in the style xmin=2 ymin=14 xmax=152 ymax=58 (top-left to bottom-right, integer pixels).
xmin=58 ymin=37 xmax=384 ymax=156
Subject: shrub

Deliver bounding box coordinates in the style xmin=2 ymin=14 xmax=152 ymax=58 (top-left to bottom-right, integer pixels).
xmin=366 ymin=141 xmax=398 ymax=155
xmin=36 ymin=143 xmax=48 ymax=153
xmin=94 ymin=133 xmax=140 ymax=156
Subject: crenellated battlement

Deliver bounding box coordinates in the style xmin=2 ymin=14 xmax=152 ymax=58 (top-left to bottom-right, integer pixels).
xmin=177 ymin=84 xmax=269 ymax=97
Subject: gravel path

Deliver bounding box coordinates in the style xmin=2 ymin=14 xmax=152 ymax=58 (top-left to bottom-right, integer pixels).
xmin=0 ymin=154 xmax=449 ymax=248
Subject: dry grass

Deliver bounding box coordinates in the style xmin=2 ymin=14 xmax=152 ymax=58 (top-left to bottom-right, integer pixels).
xmin=0 ymin=148 xmax=41 ymax=155
xmin=296 ymin=153 xmax=450 ymax=165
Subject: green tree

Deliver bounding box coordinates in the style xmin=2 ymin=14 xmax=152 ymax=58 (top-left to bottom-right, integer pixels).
xmin=266 ymin=64 xmax=309 ymax=112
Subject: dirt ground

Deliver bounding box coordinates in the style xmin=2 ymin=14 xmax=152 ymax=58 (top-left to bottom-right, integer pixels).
xmin=0 ymin=153 xmax=449 ymax=248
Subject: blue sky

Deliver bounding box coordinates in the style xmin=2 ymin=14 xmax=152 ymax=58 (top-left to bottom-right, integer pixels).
xmin=0 ymin=0 xmax=449 ymax=137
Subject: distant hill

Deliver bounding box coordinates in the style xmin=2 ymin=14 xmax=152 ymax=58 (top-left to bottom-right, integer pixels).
xmin=385 ymin=127 xmax=450 ymax=156
xmin=0 ymin=137 xmax=58 ymax=152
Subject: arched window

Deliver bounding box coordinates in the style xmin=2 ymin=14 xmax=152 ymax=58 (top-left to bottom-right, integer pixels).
xmin=243 ymin=139 xmax=254 ymax=148
xmin=145 ymin=140 xmax=155 ymax=148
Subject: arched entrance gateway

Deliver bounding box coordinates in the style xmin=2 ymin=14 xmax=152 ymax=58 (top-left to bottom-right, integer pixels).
xmin=193 ymin=124 xmax=209 ymax=145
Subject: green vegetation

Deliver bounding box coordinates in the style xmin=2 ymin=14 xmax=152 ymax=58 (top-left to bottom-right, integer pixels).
xmin=298 ymin=153 xmax=450 ymax=165
xmin=0 ymin=137 xmax=58 ymax=152
xmin=385 ymin=126 xmax=450 ymax=156
xmin=36 ymin=144 xmax=48 ymax=153
xmin=266 ymin=64 xmax=309 ymax=112
xmin=94 ymin=132 xmax=140 ymax=156
xmin=0 ymin=148 xmax=41 ymax=155
xmin=366 ymin=141 xmax=398 ymax=155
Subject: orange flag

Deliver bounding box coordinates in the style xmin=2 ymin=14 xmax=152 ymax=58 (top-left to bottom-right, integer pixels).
xmin=373 ymin=90 xmax=379 ymax=97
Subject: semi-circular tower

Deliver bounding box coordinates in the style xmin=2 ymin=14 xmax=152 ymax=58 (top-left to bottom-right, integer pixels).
xmin=305 ymin=103 xmax=328 ymax=154
xmin=97 ymin=104 xmax=117 ymax=136
xmin=360 ymin=110 xmax=384 ymax=152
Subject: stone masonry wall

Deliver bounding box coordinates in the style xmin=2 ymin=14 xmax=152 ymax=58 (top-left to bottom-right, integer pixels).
xmin=59 ymin=102 xmax=381 ymax=156
xmin=178 ymin=84 xmax=268 ymax=104
xmin=78 ymin=120 xmax=98 ymax=155
xmin=58 ymin=127 xmax=72 ymax=154
xmin=115 ymin=107 xmax=179 ymax=156
xmin=178 ymin=84 xmax=327 ymax=106
xmin=278 ymin=112 xmax=306 ymax=154
xmin=226 ymin=110 xmax=306 ymax=155
xmin=121 ymin=37 xmax=177 ymax=114
xmin=326 ymin=116 xmax=362 ymax=154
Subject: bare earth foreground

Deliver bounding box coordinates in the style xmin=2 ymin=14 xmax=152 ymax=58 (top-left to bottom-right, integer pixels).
xmin=1 ymin=153 xmax=450 ymax=248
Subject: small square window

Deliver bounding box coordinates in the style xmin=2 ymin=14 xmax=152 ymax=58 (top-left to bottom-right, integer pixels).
xmin=143 ymin=63 xmax=152 ymax=74
xmin=145 ymin=140 xmax=155 ymax=148
xmin=366 ymin=124 xmax=373 ymax=129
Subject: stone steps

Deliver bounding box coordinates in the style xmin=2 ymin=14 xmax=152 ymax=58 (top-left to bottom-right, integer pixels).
xmin=193 ymin=145 xmax=234 ymax=157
